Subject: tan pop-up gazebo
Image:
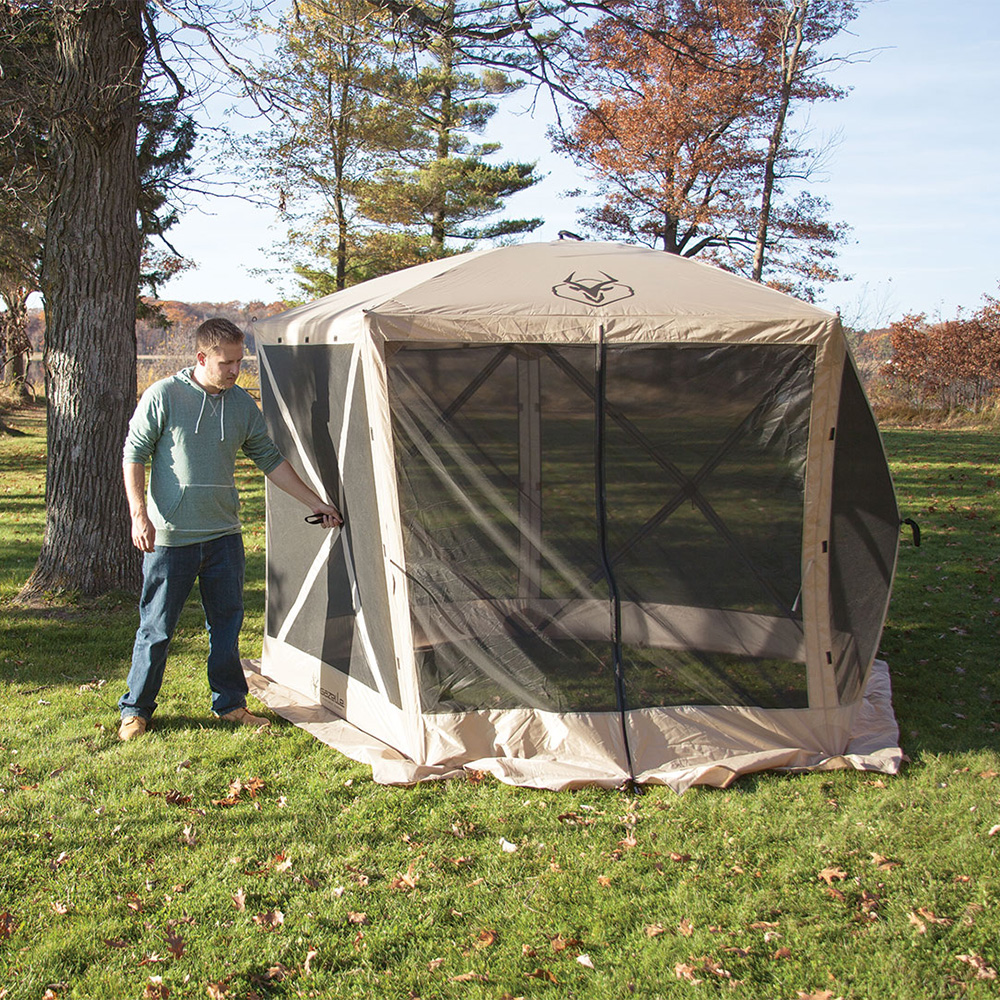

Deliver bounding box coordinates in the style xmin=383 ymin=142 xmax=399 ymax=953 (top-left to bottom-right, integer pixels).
xmin=247 ymin=239 xmax=904 ymax=791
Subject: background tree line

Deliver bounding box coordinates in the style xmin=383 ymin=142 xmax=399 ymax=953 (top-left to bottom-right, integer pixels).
xmin=1 ymin=0 xmax=867 ymax=599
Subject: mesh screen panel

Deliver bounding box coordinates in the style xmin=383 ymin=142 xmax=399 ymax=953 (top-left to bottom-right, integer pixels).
xmin=829 ymin=359 xmax=899 ymax=703
xmin=261 ymin=344 xmax=399 ymax=705
xmin=389 ymin=342 xmax=814 ymax=713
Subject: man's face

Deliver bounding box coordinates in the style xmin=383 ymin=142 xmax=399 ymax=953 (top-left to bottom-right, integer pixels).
xmin=196 ymin=342 xmax=243 ymax=394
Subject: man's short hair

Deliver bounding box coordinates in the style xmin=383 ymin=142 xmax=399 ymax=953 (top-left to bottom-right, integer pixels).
xmin=196 ymin=318 xmax=245 ymax=355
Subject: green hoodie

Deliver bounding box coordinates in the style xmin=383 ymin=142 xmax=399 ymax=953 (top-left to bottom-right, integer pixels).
xmin=123 ymin=368 xmax=284 ymax=547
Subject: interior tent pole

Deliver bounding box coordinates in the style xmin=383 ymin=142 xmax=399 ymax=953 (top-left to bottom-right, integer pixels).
xmin=517 ymin=353 xmax=543 ymax=602
xmin=594 ymin=325 xmax=635 ymax=783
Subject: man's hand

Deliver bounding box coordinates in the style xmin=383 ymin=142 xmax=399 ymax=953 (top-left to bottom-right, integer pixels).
xmin=310 ymin=502 xmax=343 ymax=529
xmin=131 ymin=511 xmax=156 ymax=552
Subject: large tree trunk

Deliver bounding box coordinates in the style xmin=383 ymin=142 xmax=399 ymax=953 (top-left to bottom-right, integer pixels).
xmin=19 ymin=1 xmax=145 ymax=599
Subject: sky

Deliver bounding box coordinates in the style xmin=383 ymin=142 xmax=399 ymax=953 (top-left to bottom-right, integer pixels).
xmin=157 ymin=0 xmax=1000 ymax=329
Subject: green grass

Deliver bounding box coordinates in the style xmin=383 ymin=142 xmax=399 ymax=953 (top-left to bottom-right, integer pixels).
xmin=1 ymin=401 xmax=999 ymax=999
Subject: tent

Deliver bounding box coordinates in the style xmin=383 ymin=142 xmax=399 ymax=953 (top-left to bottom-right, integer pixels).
xmin=247 ymin=239 xmax=905 ymax=791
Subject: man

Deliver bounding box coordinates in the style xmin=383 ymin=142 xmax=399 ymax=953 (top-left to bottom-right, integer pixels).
xmin=119 ymin=318 xmax=342 ymax=741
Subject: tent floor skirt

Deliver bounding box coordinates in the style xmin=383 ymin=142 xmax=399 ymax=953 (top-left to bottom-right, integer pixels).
xmin=241 ymin=659 xmax=905 ymax=793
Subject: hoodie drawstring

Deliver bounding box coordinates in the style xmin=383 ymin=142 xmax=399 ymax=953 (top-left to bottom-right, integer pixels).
xmin=194 ymin=393 xmax=207 ymax=436
xmin=193 ymin=390 xmax=226 ymax=441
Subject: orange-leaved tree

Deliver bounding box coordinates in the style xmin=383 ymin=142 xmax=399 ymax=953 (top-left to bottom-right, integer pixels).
xmin=551 ymin=0 xmax=853 ymax=300
xmin=888 ymin=296 xmax=1000 ymax=412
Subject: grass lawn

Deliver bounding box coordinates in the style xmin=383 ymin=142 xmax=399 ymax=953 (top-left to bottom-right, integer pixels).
xmin=1 ymin=400 xmax=998 ymax=1000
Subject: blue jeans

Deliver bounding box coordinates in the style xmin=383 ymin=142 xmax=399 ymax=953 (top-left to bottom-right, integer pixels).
xmin=120 ymin=533 xmax=248 ymax=720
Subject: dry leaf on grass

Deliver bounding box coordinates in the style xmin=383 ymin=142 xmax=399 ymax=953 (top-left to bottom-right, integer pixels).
xmin=499 ymin=837 xmax=518 ymax=853
xmin=796 ymin=992 xmax=841 ymax=1000
xmin=988 ymin=824 xmax=1000 ymax=837
xmin=678 ymin=918 xmax=694 ymax=937
xmin=50 ymin=902 xmax=70 ymax=915
xmin=645 ymin=924 xmax=666 ymax=938
xmin=347 ymin=912 xmax=367 ymax=925
xmin=231 ymin=889 xmax=246 ymax=912
xmin=576 ymin=954 xmax=595 ymax=969
xmin=870 ymin=852 xmax=900 ymax=870
xmin=475 ymin=929 xmax=496 ymax=948
xmin=428 ymin=958 xmax=445 ymax=971
xmin=527 ymin=969 xmax=558 ymax=984
xmin=674 ymin=963 xmax=703 ymax=984
xmin=773 ymin=947 xmax=792 ymax=960
xmin=956 ymin=954 xmax=998 ymax=980
xmin=252 ymin=910 xmax=284 ymax=931
xmin=165 ymin=931 xmax=185 ymax=959
xmin=817 ymin=867 xmax=848 ymax=885
xmin=596 ymin=875 xmax=612 ymax=887
xmin=669 ymin=852 xmax=691 ymax=862
xmin=450 ymin=971 xmax=489 ymax=982
xmin=206 ymin=983 xmax=229 ymax=999
xmin=143 ymin=977 xmax=169 ymax=999
xmin=390 ymin=863 xmax=420 ymax=890
xmin=304 ymin=947 xmax=318 ymax=974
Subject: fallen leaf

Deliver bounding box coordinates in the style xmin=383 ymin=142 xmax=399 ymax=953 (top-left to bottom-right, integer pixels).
xmin=347 ymin=912 xmax=367 ymax=925
xmin=231 ymin=889 xmax=246 ymax=912
xmin=179 ymin=825 xmax=196 ymax=847
xmin=450 ymin=972 xmax=489 ymax=982
xmin=263 ymin=963 xmax=291 ymax=981
xmin=749 ymin=921 xmax=779 ymax=930
xmin=678 ymin=918 xmax=694 ymax=938
xmin=527 ymin=969 xmax=558 ymax=983
xmin=428 ymin=958 xmax=445 ymax=971
xmin=988 ymin=824 xmax=1000 ymax=837
xmin=475 ymin=929 xmax=496 ymax=948
xmin=576 ymin=954 xmax=595 ymax=969
xmin=618 ymin=834 xmax=638 ymax=849
xmin=206 ymin=983 xmax=229 ymax=999
xmin=669 ymin=852 xmax=691 ymax=862
xmin=143 ymin=977 xmax=169 ymax=999
xmin=390 ymin=863 xmax=420 ymax=891
xmin=823 ymin=885 xmax=846 ymax=902
xmin=773 ymin=947 xmax=792 ymax=959
xmin=596 ymin=876 xmax=611 ymax=887
xmin=165 ymin=931 xmax=185 ymax=959
xmin=956 ymin=954 xmax=998 ymax=980
xmin=796 ymin=992 xmax=839 ymax=1000
xmin=273 ymin=854 xmax=293 ymax=873
xmin=870 ymin=852 xmax=900 ymax=870
xmin=164 ymin=789 xmax=191 ymax=806
xmin=908 ymin=912 xmax=927 ymax=935
xmin=522 ymin=944 xmax=537 ymax=957
xmin=50 ymin=902 xmax=70 ymax=915
xmin=674 ymin=963 xmax=703 ymax=984
xmin=645 ymin=924 xmax=666 ymax=938
xmin=304 ymin=947 xmax=318 ymax=974
xmin=915 ymin=907 xmax=952 ymax=926
xmin=499 ymin=837 xmax=518 ymax=853
xmin=252 ymin=910 xmax=284 ymax=930
xmin=817 ymin=867 xmax=847 ymax=885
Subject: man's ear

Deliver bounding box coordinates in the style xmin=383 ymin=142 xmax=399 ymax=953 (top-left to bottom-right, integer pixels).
xmin=196 ymin=351 xmax=207 ymax=366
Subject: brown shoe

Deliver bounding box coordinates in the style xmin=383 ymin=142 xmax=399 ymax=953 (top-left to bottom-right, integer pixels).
xmin=217 ymin=706 xmax=270 ymax=728
xmin=118 ymin=716 xmax=148 ymax=741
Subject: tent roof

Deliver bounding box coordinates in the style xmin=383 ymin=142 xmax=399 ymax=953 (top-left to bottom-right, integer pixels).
xmin=254 ymin=241 xmax=838 ymax=347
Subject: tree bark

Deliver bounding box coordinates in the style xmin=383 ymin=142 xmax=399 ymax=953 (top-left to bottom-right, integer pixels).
xmin=19 ymin=1 xmax=145 ymax=599
xmin=752 ymin=1 xmax=807 ymax=284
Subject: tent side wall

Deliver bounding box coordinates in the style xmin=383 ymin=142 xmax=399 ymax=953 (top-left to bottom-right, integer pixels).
xmin=257 ymin=337 xmax=420 ymax=759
